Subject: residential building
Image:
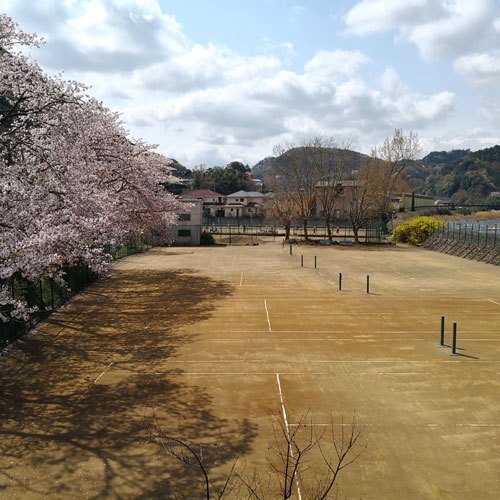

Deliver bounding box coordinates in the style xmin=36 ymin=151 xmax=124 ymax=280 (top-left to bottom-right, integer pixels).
xmin=224 ymin=190 xmax=269 ymax=217
xmin=181 ymin=189 xmax=226 ymax=217
xmin=169 ymin=198 xmax=202 ymax=245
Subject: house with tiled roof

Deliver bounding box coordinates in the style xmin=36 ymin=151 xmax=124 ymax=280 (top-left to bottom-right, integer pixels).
xmin=181 ymin=190 xmax=226 ymax=216
xmin=223 ymin=190 xmax=268 ymax=218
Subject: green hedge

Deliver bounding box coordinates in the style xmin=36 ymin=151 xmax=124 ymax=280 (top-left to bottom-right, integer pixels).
xmin=393 ymin=216 xmax=443 ymax=245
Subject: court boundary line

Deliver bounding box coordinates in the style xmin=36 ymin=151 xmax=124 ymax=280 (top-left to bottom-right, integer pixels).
xmin=276 ymin=373 xmax=302 ymax=500
xmin=264 ymin=299 xmax=272 ymax=332
xmin=94 ymin=362 xmax=113 ymax=384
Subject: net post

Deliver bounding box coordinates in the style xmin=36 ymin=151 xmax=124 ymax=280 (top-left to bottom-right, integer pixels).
xmin=440 ymin=316 xmax=445 ymax=345
xmin=452 ymin=323 xmax=457 ymax=354
xmin=339 ymin=272 xmax=342 ymax=291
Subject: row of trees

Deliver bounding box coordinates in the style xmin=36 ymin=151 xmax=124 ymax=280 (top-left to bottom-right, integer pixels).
xmin=176 ymin=161 xmax=260 ymax=195
xmin=0 ymin=15 xmax=183 ymax=321
xmin=266 ymin=131 xmax=420 ymax=243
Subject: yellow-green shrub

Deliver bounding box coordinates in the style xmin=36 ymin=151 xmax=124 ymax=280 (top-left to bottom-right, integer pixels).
xmin=393 ymin=217 xmax=443 ymax=244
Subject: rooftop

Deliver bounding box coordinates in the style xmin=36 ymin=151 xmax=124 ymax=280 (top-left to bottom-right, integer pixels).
xmin=182 ymin=189 xmax=225 ymax=198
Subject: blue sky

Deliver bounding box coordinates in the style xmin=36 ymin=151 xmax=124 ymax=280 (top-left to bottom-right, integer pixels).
xmin=2 ymin=0 xmax=500 ymax=167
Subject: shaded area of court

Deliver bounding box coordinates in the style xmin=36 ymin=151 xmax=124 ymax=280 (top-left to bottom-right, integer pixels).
xmin=1 ymin=243 xmax=500 ymax=499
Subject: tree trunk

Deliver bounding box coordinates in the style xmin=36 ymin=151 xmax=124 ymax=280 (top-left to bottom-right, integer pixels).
xmin=285 ymin=224 xmax=291 ymax=240
xmin=353 ymin=226 xmax=359 ymax=244
xmin=302 ymin=219 xmax=309 ymax=241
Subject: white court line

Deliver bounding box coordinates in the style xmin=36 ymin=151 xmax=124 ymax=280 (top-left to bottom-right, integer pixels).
xmin=488 ymin=299 xmax=500 ymax=306
xmin=163 ymin=359 xmax=483 ymax=363
xmin=207 ymin=338 xmax=429 ymax=342
xmin=289 ymin=423 xmax=500 ymax=428
xmin=276 ymin=373 xmax=302 ymax=500
xmin=264 ymin=299 xmax=272 ymax=332
xmin=154 ymin=371 xmax=438 ymax=376
xmin=427 ymin=423 xmax=500 ymax=428
xmin=240 ymin=272 xmax=243 ymax=287
xmin=94 ymin=362 xmax=113 ymax=384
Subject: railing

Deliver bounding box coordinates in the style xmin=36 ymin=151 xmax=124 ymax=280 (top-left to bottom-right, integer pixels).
xmin=203 ymin=221 xmax=387 ymax=244
xmin=430 ymin=221 xmax=500 ymax=247
xmin=0 ymin=239 xmax=151 ymax=349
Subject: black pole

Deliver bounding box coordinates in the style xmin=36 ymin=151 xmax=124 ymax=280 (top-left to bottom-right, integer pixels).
xmin=411 ymin=191 xmax=415 ymax=212
xmin=366 ymin=275 xmax=370 ymax=294
xmin=339 ymin=272 xmax=342 ymax=291
xmin=440 ymin=316 xmax=445 ymax=345
xmin=301 ymin=255 xmax=303 ymax=267
xmin=290 ymin=244 xmax=292 ymax=256
xmin=314 ymin=256 xmax=317 ymax=269
xmin=452 ymin=323 xmax=457 ymax=354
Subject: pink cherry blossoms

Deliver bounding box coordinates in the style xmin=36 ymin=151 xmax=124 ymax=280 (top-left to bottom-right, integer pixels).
xmin=0 ymin=15 xmax=183 ymax=321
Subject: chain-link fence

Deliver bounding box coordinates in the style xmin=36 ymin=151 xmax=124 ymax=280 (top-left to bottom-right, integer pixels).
xmin=431 ymin=221 xmax=500 ymax=247
xmin=1 ymin=239 xmax=151 ymax=349
xmin=202 ymin=220 xmax=388 ymax=244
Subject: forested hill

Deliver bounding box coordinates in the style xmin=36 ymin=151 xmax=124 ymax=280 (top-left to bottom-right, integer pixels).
xmin=413 ymin=146 xmax=500 ymax=203
xmin=251 ymin=145 xmax=500 ymax=204
xmin=251 ymin=148 xmax=369 ymax=181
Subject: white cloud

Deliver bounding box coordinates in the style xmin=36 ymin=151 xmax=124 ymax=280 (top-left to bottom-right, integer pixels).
xmin=409 ymin=0 xmax=493 ymax=59
xmin=345 ymin=0 xmax=441 ymax=36
xmin=380 ymin=67 xmax=407 ymax=95
xmin=422 ymin=128 xmax=500 ymax=153
xmin=454 ymin=52 xmax=500 ymax=85
xmin=1 ymin=0 xmax=186 ymax=72
xmin=1 ymin=0 xmax=463 ymax=165
xmin=304 ymin=49 xmax=370 ymax=80
xmin=346 ymin=0 xmax=498 ymax=60
xmin=291 ymin=4 xmax=305 ymax=21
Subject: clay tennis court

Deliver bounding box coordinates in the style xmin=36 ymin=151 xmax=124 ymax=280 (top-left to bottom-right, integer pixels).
xmin=1 ymin=242 xmax=500 ymax=499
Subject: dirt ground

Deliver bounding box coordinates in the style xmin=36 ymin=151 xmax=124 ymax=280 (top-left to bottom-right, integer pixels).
xmin=1 ymin=241 xmax=500 ymax=499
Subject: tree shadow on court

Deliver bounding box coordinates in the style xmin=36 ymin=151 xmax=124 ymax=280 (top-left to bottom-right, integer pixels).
xmin=0 ymin=269 xmax=258 ymax=499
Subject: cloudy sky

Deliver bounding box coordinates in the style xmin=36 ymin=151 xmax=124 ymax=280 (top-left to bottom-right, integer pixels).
xmin=3 ymin=0 xmax=500 ymax=167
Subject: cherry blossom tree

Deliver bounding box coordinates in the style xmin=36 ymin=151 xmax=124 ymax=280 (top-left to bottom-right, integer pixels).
xmin=0 ymin=14 xmax=182 ymax=321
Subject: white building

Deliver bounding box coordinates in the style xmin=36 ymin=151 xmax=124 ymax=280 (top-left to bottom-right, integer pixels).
xmin=181 ymin=189 xmax=226 ymax=217
xmin=169 ymin=198 xmax=203 ymax=245
xmin=224 ymin=190 xmax=268 ymax=217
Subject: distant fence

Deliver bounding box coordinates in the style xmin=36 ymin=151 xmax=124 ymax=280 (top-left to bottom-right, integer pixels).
xmin=423 ymin=221 xmax=500 ymax=266
xmin=0 ymin=239 xmax=151 ymax=350
xmin=204 ymin=221 xmax=388 ymax=244
xmin=430 ymin=221 xmax=500 ymax=247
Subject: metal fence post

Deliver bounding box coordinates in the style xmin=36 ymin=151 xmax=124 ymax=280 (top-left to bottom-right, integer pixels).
xmin=452 ymin=323 xmax=457 ymax=354
xmin=440 ymin=316 xmax=445 ymax=345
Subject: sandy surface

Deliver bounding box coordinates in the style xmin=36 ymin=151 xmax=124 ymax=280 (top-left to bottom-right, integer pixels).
xmin=1 ymin=242 xmax=500 ymax=499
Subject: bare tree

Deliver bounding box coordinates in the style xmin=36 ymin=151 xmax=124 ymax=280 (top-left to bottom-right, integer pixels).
xmin=272 ymin=141 xmax=321 ymax=242
xmin=312 ymin=140 xmax=351 ymax=242
xmin=348 ymin=130 xmax=420 ymax=243
xmin=374 ymin=129 xmax=421 ymax=220
xmin=146 ymin=410 xmax=364 ymax=499
xmin=264 ymin=174 xmax=295 ymax=241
